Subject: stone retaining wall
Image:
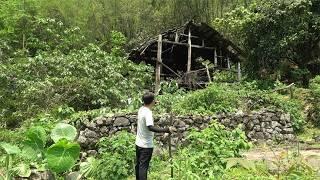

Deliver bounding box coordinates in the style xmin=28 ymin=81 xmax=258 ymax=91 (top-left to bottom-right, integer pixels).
xmin=72 ymin=109 xmax=295 ymax=156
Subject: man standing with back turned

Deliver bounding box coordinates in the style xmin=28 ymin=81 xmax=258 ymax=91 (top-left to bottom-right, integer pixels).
xmin=135 ymin=92 xmax=175 ymax=180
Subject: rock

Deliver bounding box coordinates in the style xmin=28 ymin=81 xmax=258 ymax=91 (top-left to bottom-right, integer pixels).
xmin=280 ymin=113 xmax=290 ymax=124
xmin=174 ymin=120 xmax=186 ymax=128
xmin=253 ymin=125 xmax=261 ymax=132
xmin=283 ymin=134 xmax=295 ymax=140
xmin=87 ymin=138 xmax=98 ymax=148
xmin=253 ymin=119 xmax=259 ymax=124
xmin=274 ymin=133 xmax=284 ymax=140
xmin=184 ymin=118 xmax=194 ymax=125
xmin=194 ymin=117 xmax=203 ymax=124
xmin=264 ymin=132 xmax=272 ymax=139
xmin=128 ymin=115 xmax=137 ymax=123
xmin=255 ymin=132 xmax=265 ymax=139
xmin=247 ymin=121 xmax=255 ymax=130
xmin=84 ymin=128 xmax=99 ymax=138
xmin=29 ymin=170 xmax=54 ymax=180
xmin=266 ymin=139 xmax=273 ymax=145
xmin=94 ymin=116 xmax=106 ymax=126
xmin=159 ymin=116 xmax=169 ymax=125
xmin=221 ymin=118 xmax=231 ymax=125
xmin=275 ymin=127 xmax=282 ymax=133
xmin=85 ymin=121 xmax=97 ymax=130
xmin=105 ymin=117 xmax=114 ymax=126
xmin=178 ymin=127 xmax=187 ymax=132
xmin=81 ymin=152 xmax=87 ymax=159
xmin=203 ymin=116 xmax=211 ymax=123
xmin=114 ymin=117 xmax=130 ymax=126
xmin=266 ymin=128 xmax=273 ymax=133
xmin=77 ymin=135 xmax=88 ymax=146
xmin=247 ymin=131 xmax=255 ymax=139
xmin=243 ymin=117 xmax=249 ymax=124
xmin=271 ymin=121 xmax=278 ymax=129
xmin=282 ymin=128 xmax=294 ymax=134
xmin=87 ymin=150 xmax=98 ymax=156
xmin=100 ymin=126 xmax=109 ymax=134
xmin=118 ymin=127 xmax=130 ymax=131
xmin=65 ymin=172 xmax=81 ymax=180
xmin=109 ymin=128 xmax=118 ymax=135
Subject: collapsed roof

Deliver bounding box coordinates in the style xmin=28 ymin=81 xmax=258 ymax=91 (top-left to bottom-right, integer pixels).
xmin=129 ymin=21 xmax=242 ymax=75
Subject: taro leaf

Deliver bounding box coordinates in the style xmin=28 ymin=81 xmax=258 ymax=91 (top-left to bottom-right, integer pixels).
xmin=51 ymin=123 xmax=77 ymax=143
xmin=79 ymin=157 xmax=99 ymax=178
xmin=0 ymin=142 xmax=20 ymax=155
xmin=20 ymin=145 xmax=38 ymax=160
xmin=13 ymin=163 xmax=31 ymax=178
xmin=25 ymin=126 xmax=47 ymax=151
xmin=46 ymin=139 xmax=80 ymax=173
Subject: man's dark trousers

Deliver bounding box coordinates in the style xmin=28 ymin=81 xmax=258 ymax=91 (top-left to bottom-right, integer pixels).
xmin=135 ymin=145 xmax=153 ymax=180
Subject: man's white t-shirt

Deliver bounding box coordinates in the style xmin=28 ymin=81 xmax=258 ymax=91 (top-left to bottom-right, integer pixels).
xmin=135 ymin=106 xmax=154 ymax=148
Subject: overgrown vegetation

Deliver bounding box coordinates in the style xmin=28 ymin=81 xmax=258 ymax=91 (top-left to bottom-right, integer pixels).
xmin=0 ymin=0 xmax=319 ymax=179
xmin=309 ymin=75 xmax=320 ymax=126
xmin=0 ymin=123 xmax=80 ymax=179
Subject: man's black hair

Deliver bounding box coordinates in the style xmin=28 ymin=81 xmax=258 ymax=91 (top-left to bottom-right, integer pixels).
xmin=142 ymin=92 xmax=155 ymax=105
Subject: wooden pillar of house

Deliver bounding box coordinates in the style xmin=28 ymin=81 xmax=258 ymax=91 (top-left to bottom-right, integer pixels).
xmin=155 ymin=34 xmax=162 ymax=93
xmin=237 ymin=61 xmax=242 ymax=81
xmin=187 ymin=29 xmax=192 ymax=87
xmin=220 ymin=49 xmax=223 ymax=65
xmin=214 ymin=48 xmax=218 ymax=67
xmin=175 ymin=32 xmax=179 ymax=42
xmin=227 ymin=57 xmax=231 ymax=69
xmin=187 ymin=29 xmax=192 ymax=72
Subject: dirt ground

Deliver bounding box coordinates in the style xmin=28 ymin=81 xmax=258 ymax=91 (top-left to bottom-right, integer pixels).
xmin=243 ymin=146 xmax=320 ymax=173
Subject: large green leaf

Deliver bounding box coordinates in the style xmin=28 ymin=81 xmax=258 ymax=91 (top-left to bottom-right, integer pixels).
xmin=51 ymin=123 xmax=77 ymax=143
xmin=46 ymin=139 xmax=80 ymax=173
xmin=25 ymin=126 xmax=47 ymax=151
xmin=0 ymin=142 xmax=20 ymax=155
xmin=20 ymin=145 xmax=38 ymax=160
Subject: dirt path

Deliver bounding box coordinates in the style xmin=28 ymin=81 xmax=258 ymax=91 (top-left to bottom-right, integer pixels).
xmin=242 ymin=147 xmax=320 ymax=171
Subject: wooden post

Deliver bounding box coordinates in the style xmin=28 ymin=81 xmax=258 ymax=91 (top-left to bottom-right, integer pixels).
xmin=206 ymin=65 xmax=212 ymax=83
xmin=187 ymin=29 xmax=192 ymax=87
xmin=175 ymin=32 xmax=179 ymax=42
xmin=290 ymin=85 xmax=294 ymax=99
xmin=202 ymin=39 xmax=205 ymax=47
xmin=214 ymin=48 xmax=218 ymax=67
xmin=155 ymin=34 xmax=162 ymax=94
xmin=237 ymin=61 xmax=242 ymax=81
xmin=227 ymin=57 xmax=231 ymax=69
xmin=169 ymin=113 xmax=173 ymax=178
xmin=187 ymin=29 xmax=192 ymax=72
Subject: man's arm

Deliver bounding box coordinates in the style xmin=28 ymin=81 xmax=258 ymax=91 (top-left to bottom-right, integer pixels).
xmin=147 ymin=125 xmax=170 ymax=133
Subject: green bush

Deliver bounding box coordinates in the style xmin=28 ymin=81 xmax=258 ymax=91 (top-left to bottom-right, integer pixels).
xmin=173 ymin=121 xmax=251 ymax=178
xmin=245 ymin=90 xmax=305 ymax=131
xmin=0 ymin=45 xmax=152 ymax=127
xmin=81 ymin=131 xmax=136 ymax=180
xmin=172 ymin=81 xmax=305 ymax=131
xmin=174 ymin=83 xmax=240 ymax=115
xmin=309 ymin=75 xmax=320 ymax=126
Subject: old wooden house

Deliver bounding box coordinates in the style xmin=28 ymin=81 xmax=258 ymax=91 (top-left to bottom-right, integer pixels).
xmin=129 ymin=21 xmax=243 ymax=92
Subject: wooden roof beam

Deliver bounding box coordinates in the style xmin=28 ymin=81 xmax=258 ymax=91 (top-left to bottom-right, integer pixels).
xmin=161 ymin=40 xmax=214 ymax=50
